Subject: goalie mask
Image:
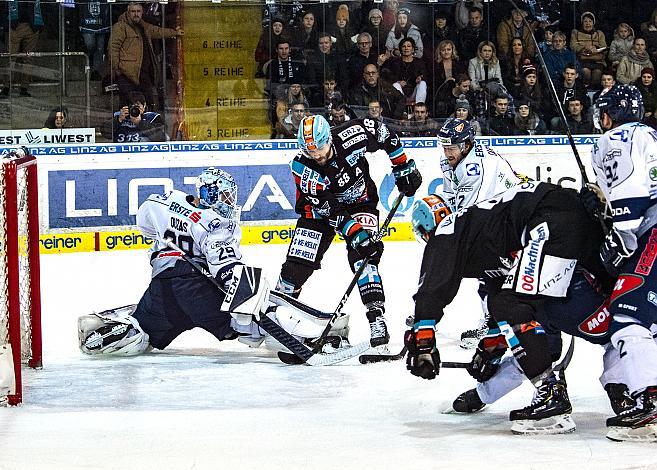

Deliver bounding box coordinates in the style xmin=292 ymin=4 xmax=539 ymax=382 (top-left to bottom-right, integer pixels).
xmin=411 ymin=194 xmax=452 ymax=243
xmin=196 ymin=167 xmax=240 ymax=220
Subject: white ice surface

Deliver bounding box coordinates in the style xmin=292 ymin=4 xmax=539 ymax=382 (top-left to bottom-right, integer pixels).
xmin=2 ymin=242 xmax=655 ymax=470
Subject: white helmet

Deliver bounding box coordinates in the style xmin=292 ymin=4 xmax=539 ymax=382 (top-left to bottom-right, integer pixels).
xmin=196 ymin=167 xmax=240 ymax=220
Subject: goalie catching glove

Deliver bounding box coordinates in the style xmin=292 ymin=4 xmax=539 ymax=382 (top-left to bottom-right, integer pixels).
xmin=392 ymin=159 xmax=422 ymax=197
xmin=467 ymin=328 xmax=507 ymax=382
xmin=405 ymin=319 xmax=440 ymax=380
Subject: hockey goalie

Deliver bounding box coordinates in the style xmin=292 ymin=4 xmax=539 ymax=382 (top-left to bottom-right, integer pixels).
xmin=78 ymin=167 xmax=351 ymax=361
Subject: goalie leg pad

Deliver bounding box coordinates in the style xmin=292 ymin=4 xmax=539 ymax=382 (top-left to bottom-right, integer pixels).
xmin=78 ymin=306 xmax=151 ymax=356
xmin=221 ymin=265 xmax=270 ymax=325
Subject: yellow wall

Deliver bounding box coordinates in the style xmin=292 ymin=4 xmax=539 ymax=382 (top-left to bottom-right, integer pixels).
xmin=182 ymin=3 xmax=271 ymax=140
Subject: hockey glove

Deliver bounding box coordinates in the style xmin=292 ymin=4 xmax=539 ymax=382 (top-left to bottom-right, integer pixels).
xmin=405 ymin=320 xmax=440 ymax=380
xmin=392 ymin=159 xmax=422 ymax=197
xmin=467 ymin=328 xmax=507 ymax=382
xmin=600 ymin=228 xmax=634 ymax=277
xmin=579 ymin=184 xmax=606 ymax=221
xmin=342 ymin=220 xmax=382 ymax=259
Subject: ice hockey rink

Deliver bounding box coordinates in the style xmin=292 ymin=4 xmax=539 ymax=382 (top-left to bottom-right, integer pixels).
xmin=2 ymin=241 xmax=656 ymax=469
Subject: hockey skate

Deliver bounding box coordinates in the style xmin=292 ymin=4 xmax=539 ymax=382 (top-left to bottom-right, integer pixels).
xmin=606 ymin=386 xmax=657 ymax=442
xmin=509 ymin=378 xmax=576 ymax=435
xmin=452 ymin=388 xmax=486 ymax=413
xmin=366 ymin=308 xmax=390 ymax=352
xmin=605 ymin=383 xmax=637 ymax=415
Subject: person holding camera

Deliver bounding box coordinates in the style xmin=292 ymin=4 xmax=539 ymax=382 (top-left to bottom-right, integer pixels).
xmin=106 ymin=91 xmax=166 ymax=142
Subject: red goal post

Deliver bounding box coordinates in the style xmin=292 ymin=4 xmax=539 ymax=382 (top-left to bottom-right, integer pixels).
xmin=0 ymin=150 xmax=42 ymax=406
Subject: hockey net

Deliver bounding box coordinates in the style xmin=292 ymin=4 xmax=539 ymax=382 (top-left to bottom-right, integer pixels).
xmin=0 ymin=152 xmax=42 ymax=406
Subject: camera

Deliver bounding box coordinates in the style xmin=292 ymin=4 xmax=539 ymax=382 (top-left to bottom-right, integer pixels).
xmin=129 ymin=104 xmax=142 ymax=118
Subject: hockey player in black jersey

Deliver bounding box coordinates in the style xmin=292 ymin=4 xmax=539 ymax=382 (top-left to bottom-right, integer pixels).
xmin=405 ymin=181 xmax=613 ymax=433
xmin=277 ymin=114 xmax=422 ymax=349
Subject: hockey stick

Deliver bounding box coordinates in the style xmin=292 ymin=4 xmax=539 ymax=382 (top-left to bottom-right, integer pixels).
xmin=504 ymin=0 xmax=608 ymax=234
xmin=310 ymin=192 xmax=406 ymax=353
xmin=164 ymin=239 xmax=369 ymax=366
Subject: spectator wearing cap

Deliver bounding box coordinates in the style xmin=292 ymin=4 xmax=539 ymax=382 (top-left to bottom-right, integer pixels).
xmin=513 ymin=97 xmax=547 ymax=135
xmin=456 ymin=6 xmax=486 ymax=61
xmin=496 ymin=6 xmax=537 ymax=58
xmin=385 ymin=7 xmax=423 ymax=59
xmin=424 ymin=9 xmax=457 ymax=63
xmin=329 ymin=4 xmax=356 ymax=58
xmin=519 ymin=62 xmax=548 ymax=118
xmin=616 ymin=37 xmax=654 ymax=85
xmin=608 ymin=23 xmax=635 ymax=70
xmin=543 ymin=30 xmax=580 ymax=82
xmin=385 ymin=37 xmax=427 ymax=107
xmin=402 ymin=102 xmax=440 ymax=137
xmin=451 ymin=94 xmax=482 ymax=135
xmin=570 ymin=11 xmax=608 ymax=89
xmin=433 ymin=73 xmax=474 ymax=118
xmin=361 ymin=8 xmax=387 ymax=55
xmin=501 ymin=40 xmax=534 ymax=99
xmin=635 ymin=67 xmax=657 ymax=120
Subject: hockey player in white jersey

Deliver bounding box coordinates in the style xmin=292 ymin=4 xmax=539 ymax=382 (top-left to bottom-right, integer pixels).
xmin=78 ymin=167 xmax=350 ymax=359
xmin=582 ymin=84 xmax=657 ymax=441
xmin=437 ymin=118 xmax=523 ymax=348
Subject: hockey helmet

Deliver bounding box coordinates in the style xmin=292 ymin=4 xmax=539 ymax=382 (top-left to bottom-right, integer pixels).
xmin=298 ymin=115 xmax=332 ymax=156
xmin=593 ymin=84 xmax=644 ymax=130
xmin=196 ymin=167 xmax=239 ymax=220
xmin=411 ymin=194 xmax=452 ymax=243
xmin=437 ymin=118 xmax=475 ymax=148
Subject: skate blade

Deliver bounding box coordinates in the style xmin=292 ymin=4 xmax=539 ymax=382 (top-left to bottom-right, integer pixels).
xmin=606 ymin=424 xmax=657 ymax=442
xmin=365 ymin=344 xmax=390 ymax=355
xmin=510 ymin=414 xmax=576 ymax=435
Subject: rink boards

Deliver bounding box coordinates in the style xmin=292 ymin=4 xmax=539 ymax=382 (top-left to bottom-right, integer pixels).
xmin=1 ymin=135 xmax=599 ymax=254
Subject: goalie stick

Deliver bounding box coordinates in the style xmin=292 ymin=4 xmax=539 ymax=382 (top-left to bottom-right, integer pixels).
xmin=310 ymin=192 xmax=406 ymax=354
xmin=164 ymin=239 xmax=369 ymax=366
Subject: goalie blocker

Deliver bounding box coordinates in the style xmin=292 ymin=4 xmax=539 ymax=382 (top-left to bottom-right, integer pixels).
xmin=78 ymin=264 xmax=351 ymax=357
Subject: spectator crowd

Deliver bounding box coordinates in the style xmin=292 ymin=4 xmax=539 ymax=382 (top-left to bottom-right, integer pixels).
xmin=257 ymin=0 xmax=657 ymax=137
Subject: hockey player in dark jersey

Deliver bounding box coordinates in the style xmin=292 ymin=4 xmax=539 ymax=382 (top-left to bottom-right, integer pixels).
xmin=405 ymin=181 xmax=613 ymax=433
xmin=277 ymin=114 xmax=422 ymax=349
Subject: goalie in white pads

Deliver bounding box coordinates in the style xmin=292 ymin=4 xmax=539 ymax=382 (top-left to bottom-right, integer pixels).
xmin=78 ymin=168 xmax=350 ymax=359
